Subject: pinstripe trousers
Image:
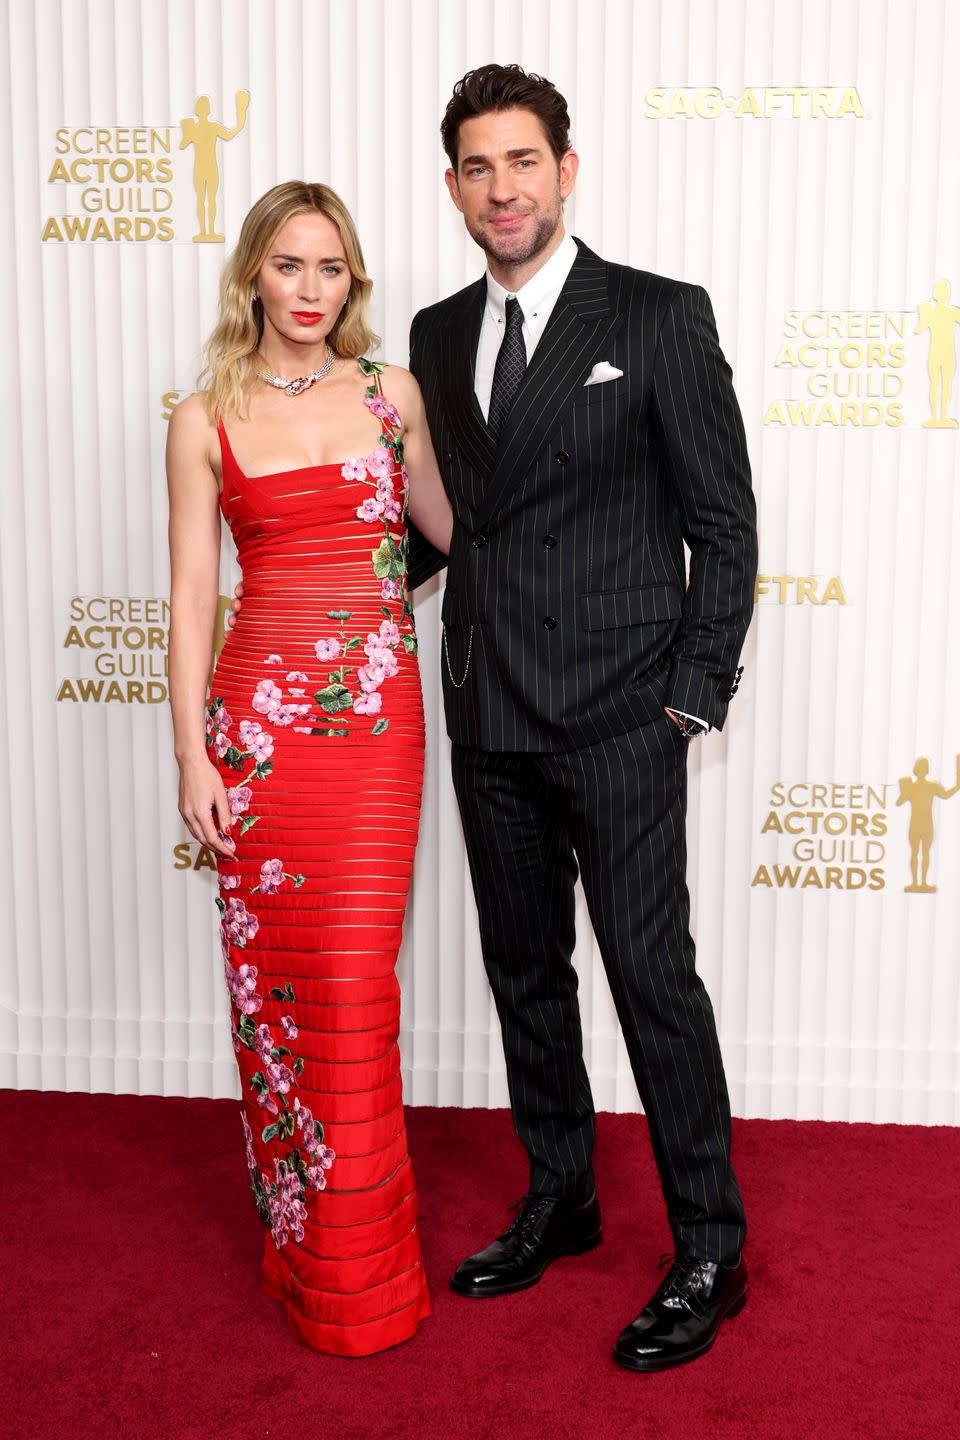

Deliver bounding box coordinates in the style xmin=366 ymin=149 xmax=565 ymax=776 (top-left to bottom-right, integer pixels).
xmin=450 ymin=710 xmax=747 ymax=1265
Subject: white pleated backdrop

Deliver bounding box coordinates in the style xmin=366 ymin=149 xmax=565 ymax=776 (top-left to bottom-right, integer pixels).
xmin=1 ymin=0 xmax=958 ymax=1123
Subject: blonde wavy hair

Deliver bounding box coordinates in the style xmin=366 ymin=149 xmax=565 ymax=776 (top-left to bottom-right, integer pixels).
xmin=199 ymin=181 xmax=379 ymax=421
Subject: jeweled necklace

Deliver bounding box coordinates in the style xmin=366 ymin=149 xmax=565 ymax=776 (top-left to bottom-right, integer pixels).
xmin=260 ymin=345 xmax=336 ymax=397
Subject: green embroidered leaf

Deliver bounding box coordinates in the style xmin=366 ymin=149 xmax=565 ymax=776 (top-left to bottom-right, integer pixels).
xmin=214 ymin=896 xmax=226 ymax=916
xmin=372 ymin=538 xmax=393 ymax=579
xmin=269 ymin=986 xmax=285 ymax=1000
xmin=311 ymin=725 xmax=350 ymax=737
xmin=276 ymin=1045 xmax=291 ymax=1058
xmin=261 ymin=1122 xmax=279 ymax=1143
xmin=357 ymin=357 xmax=386 ymax=376
xmin=284 ymin=982 xmax=296 ymax=1001
xmin=344 ymin=635 xmax=361 ymax=652
xmin=402 ymin=634 xmax=418 ymax=655
xmin=222 ymin=746 xmax=246 ymax=770
xmin=239 ymin=815 xmax=260 ymax=835
xmin=326 ymin=608 xmax=353 ymax=620
xmin=293 ymin=873 xmax=305 ymax=889
xmin=250 ymin=1071 xmax=267 ymax=1093
xmin=207 ymin=696 xmax=225 ymax=714
xmin=254 ymin=759 xmax=274 ymax=780
xmin=380 ymin=606 xmax=393 ymax=617
xmin=293 ymin=1057 xmax=305 ymax=1075
xmin=280 ymin=1111 xmax=295 ymax=1138
xmin=314 ymin=1120 xmax=325 ymax=1142
xmin=371 ymin=718 xmax=389 ymax=736
xmin=315 ymin=682 xmax=353 ymax=715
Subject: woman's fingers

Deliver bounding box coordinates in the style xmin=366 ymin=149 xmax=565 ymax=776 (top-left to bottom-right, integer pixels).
xmin=213 ymin=780 xmax=233 ymax=840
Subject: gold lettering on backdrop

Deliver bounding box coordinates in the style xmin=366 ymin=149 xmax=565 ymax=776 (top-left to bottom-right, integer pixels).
xmin=915 ymin=280 xmax=960 ymax=428
xmin=43 ymin=127 xmax=175 ymax=242
xmin=179 ymin=92 xmax=250 ymax=242
xmin=57 ymin=595 xmax=230 ymax=704
xmin=644 ymin=88 xmax=865 ymax=120
xmin=766 ymin=311 xmax=908 ymax=427
xmin=753 ymin=782 xmax=891 ymax=890
xmin=895 ymin=756 xmax=960 ymax=893
xmin=173 ymin=841 xmax=218 ymax=872
xmin=754 ymin=576 xmax=848 ymax=605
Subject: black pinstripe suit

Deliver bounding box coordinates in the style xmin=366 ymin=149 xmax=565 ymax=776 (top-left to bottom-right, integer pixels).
xmin=408 ymin=239 xmax=757 ymax=1263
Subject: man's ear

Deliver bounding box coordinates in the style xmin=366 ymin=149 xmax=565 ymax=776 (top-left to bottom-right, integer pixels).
xmin=558 ymin=149 xmax=579 ymax=201
xmin=444 ymin=167 xmax=465 ymax=215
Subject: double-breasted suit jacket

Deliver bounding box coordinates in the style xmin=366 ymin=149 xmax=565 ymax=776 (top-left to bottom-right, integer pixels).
xmin=407 ymin=238 xmax=758 ymax=751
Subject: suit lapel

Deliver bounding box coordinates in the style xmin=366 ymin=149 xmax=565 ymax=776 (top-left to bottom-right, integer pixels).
xmin=440 ymin=279 xmax=496 ymax=475
xmin=474 ymin=241 xmax=622 ymax=527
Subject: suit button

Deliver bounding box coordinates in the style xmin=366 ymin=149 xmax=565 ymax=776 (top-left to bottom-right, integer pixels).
xmin=543 ymin=615 xmax=557 ymax=630
xmin=555 ymin=450 xmax=570 ymax=465
xmin=543 ymin=533 xmax=558 ymax=548
xmin=472 ymin=531 xmax=487 ymax=548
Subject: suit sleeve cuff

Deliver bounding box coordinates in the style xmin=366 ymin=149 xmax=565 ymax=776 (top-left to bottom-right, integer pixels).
xmin=665 ymin=662 xmax=729 ymax=733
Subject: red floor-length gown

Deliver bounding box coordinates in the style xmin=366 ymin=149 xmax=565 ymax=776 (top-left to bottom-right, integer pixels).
xmin=207 ymin=360 xmax=430 ymax=1354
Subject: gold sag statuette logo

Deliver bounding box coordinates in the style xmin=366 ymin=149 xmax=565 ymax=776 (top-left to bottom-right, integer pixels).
xmin=179 ymin=92 xmax=250 ymax=242
xmin=915 ymin=280 xmax=960 ymax=429
xmin=645 ymin=87 xmax=864 ymax=120
xmin=42 ymin=91 xmax=249 ymax=243
xmin=896 ymin=755 xmax=960 ymax=893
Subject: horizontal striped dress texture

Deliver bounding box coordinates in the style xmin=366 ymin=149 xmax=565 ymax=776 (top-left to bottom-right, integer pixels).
xmin=208 ymin=364 xmax=430 ymax=1355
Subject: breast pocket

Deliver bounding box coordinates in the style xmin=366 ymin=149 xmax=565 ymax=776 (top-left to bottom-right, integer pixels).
xmin=572 ymin=374 xmax=630 ymax=409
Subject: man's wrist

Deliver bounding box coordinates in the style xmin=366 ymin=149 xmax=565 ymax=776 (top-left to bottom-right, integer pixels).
xmin=665 ymin=708 xmax=708 ymax=739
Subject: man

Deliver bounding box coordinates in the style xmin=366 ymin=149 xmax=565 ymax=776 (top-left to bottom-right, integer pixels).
xmin=406 ymin=64 xmax=758 ymax=1372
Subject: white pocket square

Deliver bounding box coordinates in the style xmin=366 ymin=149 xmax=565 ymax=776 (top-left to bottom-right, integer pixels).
xmin=584 ymin=361 xmax=624 ymax=386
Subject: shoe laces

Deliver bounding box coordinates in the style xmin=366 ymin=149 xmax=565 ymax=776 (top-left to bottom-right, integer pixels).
xmin=654 ymin=1251 xmax=713 ymax=1314
xmin=505 ymin=1194 xmax=557 ymax=1243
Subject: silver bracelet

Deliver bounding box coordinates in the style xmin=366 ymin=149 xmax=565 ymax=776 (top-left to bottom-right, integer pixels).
xmin=442 ymin=623 xmax=474 ymax=688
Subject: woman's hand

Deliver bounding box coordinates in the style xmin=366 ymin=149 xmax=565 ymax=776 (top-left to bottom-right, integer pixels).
xmin=226 ymin=579 xmax=245 ymax=631
xmin=178 ymin=754 xmax=236 ymax=858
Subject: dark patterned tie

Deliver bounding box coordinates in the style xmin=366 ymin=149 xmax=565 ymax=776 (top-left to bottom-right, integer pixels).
xmin=487 ymin=296 xmax=527 ymax=441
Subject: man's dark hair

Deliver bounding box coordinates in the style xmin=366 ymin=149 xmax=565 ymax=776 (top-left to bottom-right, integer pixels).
xmin=441 ymin=63 xmax=572 ymax=170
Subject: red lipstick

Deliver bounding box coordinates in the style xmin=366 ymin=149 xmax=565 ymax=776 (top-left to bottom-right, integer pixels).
xmin=291 ymin=311 xmax=324 ymax=325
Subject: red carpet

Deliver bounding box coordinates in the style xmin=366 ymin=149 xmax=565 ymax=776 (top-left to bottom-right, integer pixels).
xmin=4 ymin=1093 xmax=958 ymax=1440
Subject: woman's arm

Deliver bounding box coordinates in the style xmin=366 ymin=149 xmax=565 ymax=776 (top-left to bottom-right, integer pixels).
xmin=166 ymin=394 xmax=234 ymax=858
xmin=387 ymin=366 xmax=453 ymax=556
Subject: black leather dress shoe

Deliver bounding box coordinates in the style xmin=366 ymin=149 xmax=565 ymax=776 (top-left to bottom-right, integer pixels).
xmin=451 ymin=1191 xmax=602 ymax=1298
xmin=613 ymin=1252 xmax=748 ymax=1372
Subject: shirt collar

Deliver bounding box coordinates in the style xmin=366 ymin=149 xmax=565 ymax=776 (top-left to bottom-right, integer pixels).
xmin=485 ymin=231 xmax=579 ymax=324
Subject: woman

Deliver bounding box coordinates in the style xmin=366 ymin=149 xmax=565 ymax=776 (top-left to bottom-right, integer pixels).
xmin=166 ymin=181 xmax=452 ymax=1355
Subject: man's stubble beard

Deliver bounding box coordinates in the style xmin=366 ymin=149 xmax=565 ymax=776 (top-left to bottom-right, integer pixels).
xmin=468 ymin=195 xmax=563 ymax=271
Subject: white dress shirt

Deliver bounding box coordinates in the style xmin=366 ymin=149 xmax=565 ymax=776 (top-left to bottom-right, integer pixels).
xmin=472 ymin=230 xmax=708 ymax=734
